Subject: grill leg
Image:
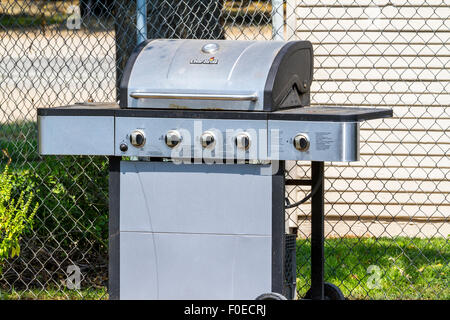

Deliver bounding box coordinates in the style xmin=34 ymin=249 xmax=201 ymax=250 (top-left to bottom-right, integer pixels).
xmin=108 ymin=156 xmax=121 ymax=300
xmin=310 ymin=161 xmax=325 ymax=300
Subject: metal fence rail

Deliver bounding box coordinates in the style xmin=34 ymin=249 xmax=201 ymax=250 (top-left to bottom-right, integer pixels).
xmin=0 ymin=0 xmax=448 ymax=300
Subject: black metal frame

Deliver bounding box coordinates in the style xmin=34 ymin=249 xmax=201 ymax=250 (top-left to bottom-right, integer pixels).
xmin=286 ymin=161 xmax=326 ymax=300
xmin=272 ymin=161 xmax=287 ymax=296
xmin=108 ymin=156 xmax=121 ymax=300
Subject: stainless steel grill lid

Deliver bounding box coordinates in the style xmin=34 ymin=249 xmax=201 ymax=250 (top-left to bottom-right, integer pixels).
xmin=120 ymin=39 xmax=313 ymax=111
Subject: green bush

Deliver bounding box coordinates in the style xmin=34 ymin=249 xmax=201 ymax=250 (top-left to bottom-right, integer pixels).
xmin=0 ymin=155 xmax=109 ymax=287
xmin=1 ymin=121 xmax=109 ymax=286
xmin=0 ymin=166 xmax=38 ymax=264
xmin=29 ymin=156 xmax=109 ymax=250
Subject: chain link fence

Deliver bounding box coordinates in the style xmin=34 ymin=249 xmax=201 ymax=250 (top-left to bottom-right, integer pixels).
xmin=0 ymin=0 xmax=448 ymax=300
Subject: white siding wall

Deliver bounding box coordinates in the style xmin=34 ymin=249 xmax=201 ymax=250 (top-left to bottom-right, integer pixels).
xmin=285 ymin=0 xmax=449 ymax=237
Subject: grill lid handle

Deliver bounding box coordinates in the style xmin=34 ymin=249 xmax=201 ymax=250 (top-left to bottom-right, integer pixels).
xmin=129 ymin=92 xmax=258 ymax=102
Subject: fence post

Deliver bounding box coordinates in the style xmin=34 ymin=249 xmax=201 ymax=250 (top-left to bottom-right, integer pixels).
xmin=114 ymin=1 xmax=136 ymax=101
xmin=272 ymin=0 xmax=284 ymax=40
xmin=136 ymin=0 xmax=147 ymax=44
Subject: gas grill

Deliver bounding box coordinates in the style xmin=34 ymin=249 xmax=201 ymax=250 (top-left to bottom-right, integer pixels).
xmin=38 ymin=39 xmax=392 ymax=300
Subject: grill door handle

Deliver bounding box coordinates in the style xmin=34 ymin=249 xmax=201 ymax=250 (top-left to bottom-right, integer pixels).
xmin=129 ymin=92 xmax=258 ymax=102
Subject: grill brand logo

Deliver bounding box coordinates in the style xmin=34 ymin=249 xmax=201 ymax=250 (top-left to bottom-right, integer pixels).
xmin=190 ymin=57 xmax=219 ymax=65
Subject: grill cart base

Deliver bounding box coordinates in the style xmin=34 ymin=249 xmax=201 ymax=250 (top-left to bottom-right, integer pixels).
xmin=108 ymin=159 xmax=288 ymax=300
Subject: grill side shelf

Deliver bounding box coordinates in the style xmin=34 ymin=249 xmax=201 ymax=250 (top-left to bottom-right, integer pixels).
xmin=37 ymin=105 xmax=392 ymax=122
xmin=269 ymin=107 xmax=393 ymax=122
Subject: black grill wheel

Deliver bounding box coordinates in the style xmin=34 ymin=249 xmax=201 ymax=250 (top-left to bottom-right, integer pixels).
xmin=304 ymin=282 xmax=345 ymax=300
xmin=255 ymin=292 xmax=288 ymax=300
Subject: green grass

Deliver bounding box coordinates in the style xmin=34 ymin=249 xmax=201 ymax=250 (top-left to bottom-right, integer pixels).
xmin=296 ymin=237 xmax=449 ymax=300
xmin=0 ymin=287 xmax=107 ymax=300
xmin=0 ymin=13 xmax=67 ymax=28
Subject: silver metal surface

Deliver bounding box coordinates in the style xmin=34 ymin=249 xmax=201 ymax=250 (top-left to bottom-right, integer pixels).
xmin=268 ymin=120 xmax=359 ymax=162
xmin=126 ymin=39 xmax=286 ymax=111
xmin=120 ymin=232 xmax=271 ymax=300
xmin=201 ymin=43 xmax=220 ymax=54
xmin=119 ymin=161 xmax=273 ymax=299
xmin=268 ymin=120 xmax=360 ymax=162
xmin=115 ymin=117 xmax=361 ymax=161
xmin=120 ymin=161 xmax=273 ymax=234
xmin=129 ymin=92 xmax=258 ymax=101
xmin=38 ymin=115 xmax=115 ymax=155
xmin=39 ymin=114 xmax=361 ymax=162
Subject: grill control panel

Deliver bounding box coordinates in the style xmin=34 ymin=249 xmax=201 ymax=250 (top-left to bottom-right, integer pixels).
xmin=113 ymin=117 xmax=360 ymax=161
xmin=115 ymin=117 xmax=267 ymax=160
xmin=268 ymin=120 xmax=359 ymax=162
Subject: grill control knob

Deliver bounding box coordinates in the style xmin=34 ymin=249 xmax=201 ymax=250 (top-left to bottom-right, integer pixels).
xmin=293 ymin=133 xmax=310 ymax=152
xmin=235 ymin=132 xmax=251 ymax=151
xmin=165 ymin=130 xmax=182 ymax=148
xmin=130 ymin=130 xmax=146 ymax=147
xmin=200 ymin=131 xmax=216 ymax=149
xmin=119 ymin=143 xmax=128 ymax=152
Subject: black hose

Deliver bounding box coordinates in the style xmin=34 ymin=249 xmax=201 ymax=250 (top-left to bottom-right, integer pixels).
xmin=285 ymin=170 xmax=323 ymax=209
